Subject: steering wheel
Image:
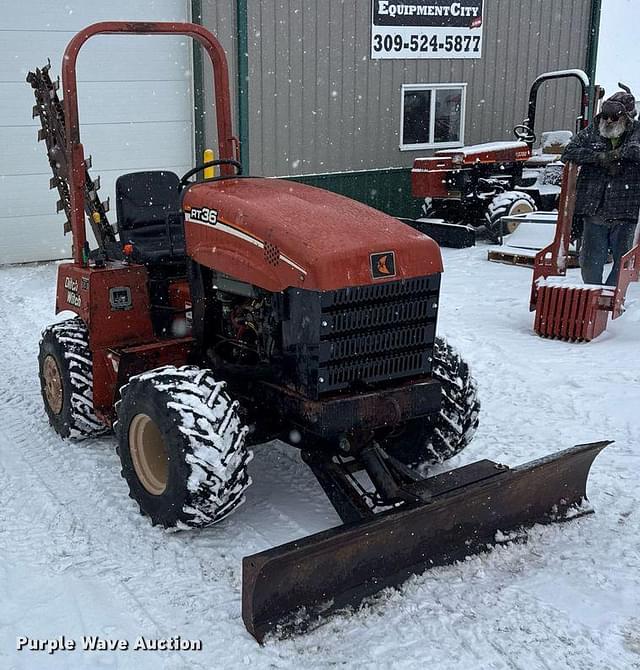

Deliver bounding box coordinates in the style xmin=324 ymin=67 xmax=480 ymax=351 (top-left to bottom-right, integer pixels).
xmin=178 ymin=159 xmax=243 ymax=190
xmin=513 ymin=124 xmax=536 ymax=144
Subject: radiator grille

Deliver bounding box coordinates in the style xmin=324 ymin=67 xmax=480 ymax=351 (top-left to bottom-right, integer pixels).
xmin=317 ymin=275 xmax=439 ymax=394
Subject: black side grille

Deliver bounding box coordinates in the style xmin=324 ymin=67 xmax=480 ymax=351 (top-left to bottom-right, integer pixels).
xmin=324 ymin=323 xmax=431 ymax=361
xmin=325 ymin=351 xmax=430 ymax=389
xmin=317 ymin=276 xmax=439 ymax=394
xmin=323 ymin=297 xmax=436 ymax=335
xmin=281 ymin=274 xmax=441 ymax=399
xmin=328 ymin=276 xmax=436 ymax=306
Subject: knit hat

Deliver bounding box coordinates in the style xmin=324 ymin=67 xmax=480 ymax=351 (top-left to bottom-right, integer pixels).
xmin=600 ymin=83 xmax=637 ymax=120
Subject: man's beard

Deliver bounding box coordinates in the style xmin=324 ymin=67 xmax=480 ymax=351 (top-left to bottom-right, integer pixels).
xmin=599 ymin=117 xmax=628 ymax=139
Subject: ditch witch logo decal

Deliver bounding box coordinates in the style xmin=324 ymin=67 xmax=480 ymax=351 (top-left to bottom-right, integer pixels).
xmin=370 ymin=251 xmax=397 ymax=279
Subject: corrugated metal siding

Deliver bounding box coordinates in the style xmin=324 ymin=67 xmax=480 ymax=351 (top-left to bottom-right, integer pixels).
xmin=241 ymin=0 xmax=592 ymax=177
xmin=200 ymin=0 xmax=238 ymax=159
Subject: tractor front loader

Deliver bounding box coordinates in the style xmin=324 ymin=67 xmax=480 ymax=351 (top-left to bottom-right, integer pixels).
xmin=30 ymin=22 xmax=608 ymax=642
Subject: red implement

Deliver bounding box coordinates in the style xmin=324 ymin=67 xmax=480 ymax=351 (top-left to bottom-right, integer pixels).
xmin=530 ymin=163 xmax=640 ymax=341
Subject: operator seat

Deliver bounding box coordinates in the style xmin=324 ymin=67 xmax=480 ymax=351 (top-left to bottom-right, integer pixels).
xmin=115 ymin=171 xmax=185 ymax=265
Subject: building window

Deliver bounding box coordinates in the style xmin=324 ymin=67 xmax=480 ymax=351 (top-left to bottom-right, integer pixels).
xmin=400 ymin=83 xmax=466 ymax=151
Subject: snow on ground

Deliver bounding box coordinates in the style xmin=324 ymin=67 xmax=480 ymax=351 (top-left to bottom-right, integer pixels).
xmin=0 ymin=247 xmax=639 ymax=669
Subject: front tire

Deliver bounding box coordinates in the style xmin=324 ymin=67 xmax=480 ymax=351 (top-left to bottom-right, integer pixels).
xmin=38 ymin=318 xmax=104 ymax=438
xmin=115 ymin=365 xmax=252 ymax=529
xmin=385 ymin=337 xmax=480 ymax=468
xmin=485 ymin=190 xmax=536 ymax=240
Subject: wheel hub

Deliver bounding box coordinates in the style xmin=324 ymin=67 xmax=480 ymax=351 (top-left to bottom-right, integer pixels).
xmin=43 ymin=355 xmax=63 ymax=415
xmin=505 ymin=200 xmax=534 ymax=233
xmin=129 ymin=414 xmax=170 ymax=495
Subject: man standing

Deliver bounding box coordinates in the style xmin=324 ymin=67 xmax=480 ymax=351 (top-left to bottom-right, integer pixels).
xmin=562 ymin=85 xmax=640 ymax=285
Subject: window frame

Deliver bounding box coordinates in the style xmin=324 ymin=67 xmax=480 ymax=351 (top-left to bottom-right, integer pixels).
xmin=399 ymin=83 xmax=467 ymax=151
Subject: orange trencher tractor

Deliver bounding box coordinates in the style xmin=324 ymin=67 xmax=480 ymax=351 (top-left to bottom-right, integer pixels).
xmin=30 ymin=22 xmax=608 ymax=641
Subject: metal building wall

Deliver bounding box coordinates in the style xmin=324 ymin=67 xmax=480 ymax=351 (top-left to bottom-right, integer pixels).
xmin=245 ymin=0 xmax=592 ymax=177
xmin=199 ymin=1 xmax=238 ymax=161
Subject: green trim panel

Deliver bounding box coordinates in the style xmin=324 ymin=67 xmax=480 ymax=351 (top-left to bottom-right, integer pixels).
xmin=236 ymin=0 xmax=250 ymax=165
xmin=288 ymin=168 xmax=422 ymax=220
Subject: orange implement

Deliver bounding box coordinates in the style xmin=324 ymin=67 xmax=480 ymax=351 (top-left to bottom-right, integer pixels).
xmin=530 ymin=163 xmax=640 ymax=341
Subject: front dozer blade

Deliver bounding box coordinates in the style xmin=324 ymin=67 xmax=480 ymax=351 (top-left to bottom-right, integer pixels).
xmin=242 ymin=441 xmax=609 ymax=642
xmin=397 ymin=217 xmax=476 ymax=249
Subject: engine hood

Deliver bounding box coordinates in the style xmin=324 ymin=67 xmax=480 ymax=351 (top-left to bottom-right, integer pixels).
xmin=183 ymin=177 xmax=442 ymax=292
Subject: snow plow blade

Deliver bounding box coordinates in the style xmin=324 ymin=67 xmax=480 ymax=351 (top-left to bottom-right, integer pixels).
xmin=242 ymin=441 xmax=609 ymax=642
xmin=397 ymin=217 xmax=476 ymax=248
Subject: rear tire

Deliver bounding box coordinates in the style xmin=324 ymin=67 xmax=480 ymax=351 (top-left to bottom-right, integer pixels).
xmin=485 ymin=191 xmax=536 ymax=240
xmin=38 ymin=318 xmax=105 ymax=438
xmin=385 ymin=337 xmax=480 ymax=469
xmin=421 ymin=198 xmax=435 ymax=218
xmin=115 ymin=365 xmax=252 ymax=529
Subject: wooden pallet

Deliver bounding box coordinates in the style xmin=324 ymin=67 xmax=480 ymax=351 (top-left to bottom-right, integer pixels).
xmin=488 ymin=249 xmax=580 ymax=268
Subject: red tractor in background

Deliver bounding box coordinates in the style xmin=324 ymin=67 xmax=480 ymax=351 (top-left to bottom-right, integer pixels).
xmin=29 ymin=23 xmax=607 ymax=642
xmin=410 ymin=70 xmax=591 ymax=246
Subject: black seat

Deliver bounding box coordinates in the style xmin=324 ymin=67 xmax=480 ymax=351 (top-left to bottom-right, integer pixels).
xmin=115 ymin=171 xmax=185 ymax=265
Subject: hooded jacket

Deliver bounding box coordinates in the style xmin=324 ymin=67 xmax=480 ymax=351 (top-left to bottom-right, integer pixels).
xmin=562 ymin=117 xmax=640 ymax=221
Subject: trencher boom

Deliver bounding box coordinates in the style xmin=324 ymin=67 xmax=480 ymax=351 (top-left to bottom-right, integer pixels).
xmin=29 ymin=22 xmax=608 ymax=642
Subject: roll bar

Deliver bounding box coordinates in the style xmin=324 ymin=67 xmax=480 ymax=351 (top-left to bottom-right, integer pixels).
xmin=521 ymin=69 xmax=591 ymax=148
xmin=62 ymin=22 xmax=238 ymax=265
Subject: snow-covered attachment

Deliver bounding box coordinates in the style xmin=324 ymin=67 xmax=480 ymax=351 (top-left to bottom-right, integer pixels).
xmin=38 ymin=318 xmax=105 ymax=438
xmin=486 ymin=211 xmax=582 ymax=269
xmin=530 ymin=163 xmax=640 ymax=341
xmin=242 ymin=441 xmax=610 ymax=642
xmin=114 ymin=365 xmax=252 ymax=529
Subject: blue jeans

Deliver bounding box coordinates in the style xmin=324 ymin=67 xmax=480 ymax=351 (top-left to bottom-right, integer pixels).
xmin=580 ymin=216 xmax=637 ymax=286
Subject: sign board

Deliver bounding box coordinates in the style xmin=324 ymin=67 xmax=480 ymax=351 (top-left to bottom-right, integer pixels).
xmin=371 ymin=1 xmax=484 ymax=59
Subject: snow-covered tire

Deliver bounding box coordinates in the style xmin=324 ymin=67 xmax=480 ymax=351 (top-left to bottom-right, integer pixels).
xmin=541 ymin=161 xmax=564 ymax=187
xmin=115 ymin=365 xmax=252 ymax=529
xmin=385 ymin=337 xmax=480 ymax=468
xmin=38 ymin=318 xmax=105 ymax=439
xmin=485 ymin=190 xmax=536 ymax=239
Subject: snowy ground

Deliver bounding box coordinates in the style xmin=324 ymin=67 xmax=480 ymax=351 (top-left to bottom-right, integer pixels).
xmin=1 ymin=246 xmax=639 ymax=670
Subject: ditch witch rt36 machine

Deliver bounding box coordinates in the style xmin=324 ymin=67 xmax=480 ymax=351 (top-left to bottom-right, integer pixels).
xmin=30 ymin=22 xmax=608 ymax=642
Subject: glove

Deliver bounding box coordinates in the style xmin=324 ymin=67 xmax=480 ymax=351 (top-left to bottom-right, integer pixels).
xmin=607 ymin=148 xmax=622 ymax=163
xmin=595 ymin=149 xmax=621 ymax=165
xmin=594 ymin=151 xmax=611 ymax=166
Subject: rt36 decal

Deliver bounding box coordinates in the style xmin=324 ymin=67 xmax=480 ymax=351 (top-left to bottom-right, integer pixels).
xmin=186 ymin=206 xmax=219 ymax=225
xmin=185 ymin=206 xmax=308 ymax=277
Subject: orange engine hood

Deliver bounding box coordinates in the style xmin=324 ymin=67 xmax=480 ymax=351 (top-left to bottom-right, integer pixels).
xmin=183 ymin=177 xmax=443 ymax=292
